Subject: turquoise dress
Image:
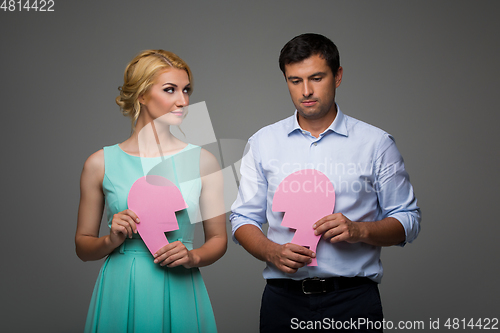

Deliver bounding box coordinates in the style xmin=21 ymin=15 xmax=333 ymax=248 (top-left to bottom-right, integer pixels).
xmin=84 ymin=143 xmax=218 ymax=333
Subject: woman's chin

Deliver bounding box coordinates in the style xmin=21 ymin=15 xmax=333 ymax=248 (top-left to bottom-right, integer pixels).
xmin=154 ymin=113 xmax=184 ymax=127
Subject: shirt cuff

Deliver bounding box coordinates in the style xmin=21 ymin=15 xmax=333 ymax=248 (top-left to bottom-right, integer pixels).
xmin=389 ymin=210 xmax=421 ymax=246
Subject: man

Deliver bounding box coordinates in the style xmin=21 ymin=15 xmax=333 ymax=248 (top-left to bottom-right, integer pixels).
xmin=230 ymin=33 xmax=420 ymax=332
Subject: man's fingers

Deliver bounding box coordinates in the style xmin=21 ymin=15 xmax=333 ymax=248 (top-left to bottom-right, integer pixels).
xmin=313 ymin=215 xmax=329 ymax=228
xmin=286 ymin=243 xmax=315 ymax=258
xmin=314 ymin=213 xmax=341 ymax=228
xmin=271 ymin=243 xmax=316 ymax=274
xmin=279 ymin=265 xmax=299 ymax=274
xmin=315 ymin=219 xmax=340 ymax=236
xmin=277 ymin=255 xmax=313 ymax=274
xmin=287 ymin=251 xmax=313 ymax=265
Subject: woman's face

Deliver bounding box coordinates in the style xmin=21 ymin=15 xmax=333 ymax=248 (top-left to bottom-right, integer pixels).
xmin=139 ymin=68 xmax=191 ymax=125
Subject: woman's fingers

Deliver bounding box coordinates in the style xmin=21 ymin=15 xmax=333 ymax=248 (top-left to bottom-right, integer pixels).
xmin=115 ymin=210 xmax=140 ymax=235
xmin=124 ymin=209 xmax=140 ymax=226
xmin=154 ymin=241 xmax=189 ymax=267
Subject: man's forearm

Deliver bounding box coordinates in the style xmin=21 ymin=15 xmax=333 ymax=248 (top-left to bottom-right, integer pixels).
xmin=358 ymin=217 xmax=406 ymax=246
xmin=234 ymin=224 xmax=277 ymax=262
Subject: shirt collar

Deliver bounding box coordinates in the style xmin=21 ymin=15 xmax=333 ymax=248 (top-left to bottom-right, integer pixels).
xmin=287 ymin=104 xmax=348 ymax=137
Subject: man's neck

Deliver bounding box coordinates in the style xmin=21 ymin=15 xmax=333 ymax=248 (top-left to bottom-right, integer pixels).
xmin=297 ymin=107 xmax=337 ymax=138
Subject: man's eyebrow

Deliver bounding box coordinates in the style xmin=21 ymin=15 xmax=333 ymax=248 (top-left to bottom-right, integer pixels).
xmin=308 ymin=71 xmax=327 ymax=78
xmin=287 ymin=72 xmax=328 ymax=81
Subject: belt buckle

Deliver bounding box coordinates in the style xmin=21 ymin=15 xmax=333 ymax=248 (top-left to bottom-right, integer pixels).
xmin=301 ymin=277 xmax=326 ymax=294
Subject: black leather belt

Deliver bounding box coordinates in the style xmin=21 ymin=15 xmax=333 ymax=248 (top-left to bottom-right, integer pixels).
xmin=267 ymin=277 xmax=373 ymax=294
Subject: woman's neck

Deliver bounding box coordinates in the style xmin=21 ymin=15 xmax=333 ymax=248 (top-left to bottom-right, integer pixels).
xmin=122 ymin=120 xmax=185 ymax=157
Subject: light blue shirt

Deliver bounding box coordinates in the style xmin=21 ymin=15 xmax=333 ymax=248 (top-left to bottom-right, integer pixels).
xmin=230 ymin=107 xmax=421 ymax=283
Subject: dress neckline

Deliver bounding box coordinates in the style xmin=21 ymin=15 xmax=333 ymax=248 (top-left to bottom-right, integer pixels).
xmin=116 ymin=143 xmax=192 ymax=159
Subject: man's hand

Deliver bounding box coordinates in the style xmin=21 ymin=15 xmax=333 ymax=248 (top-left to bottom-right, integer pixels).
xmin=234 ymin=224 xmax=316 ymax=274
xmin=313 ymin=214 xmax=406 ymax=246
xmin=313 ymin=213 xmax=364 ymax=244
xmin=267 ymin=243 xmax=315 ymax=274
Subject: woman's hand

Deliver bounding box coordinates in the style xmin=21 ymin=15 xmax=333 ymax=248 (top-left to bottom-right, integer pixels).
xmin=153 ymin=241 xmax=199 ymax=269
xmin=109 ymin=209 xmax=140 ymax=247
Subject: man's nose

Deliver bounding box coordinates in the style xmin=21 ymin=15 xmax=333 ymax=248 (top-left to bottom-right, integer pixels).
xmin=302 ymin=82 xmax=313 ymax=97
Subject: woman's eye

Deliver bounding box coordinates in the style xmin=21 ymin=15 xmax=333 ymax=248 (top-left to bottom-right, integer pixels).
xmin=183 ymin=87 xmax=192 ymax=94
xmin=164 ymin=87 xmax=174 ymax=93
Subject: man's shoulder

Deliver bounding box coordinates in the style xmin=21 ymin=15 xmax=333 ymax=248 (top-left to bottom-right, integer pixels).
xmin=344 ymin=113 xmax=392 ymax=140
xmin=342 ymin=112 xmax=397 ymax=157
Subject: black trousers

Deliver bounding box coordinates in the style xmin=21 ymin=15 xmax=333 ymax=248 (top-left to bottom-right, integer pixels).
xmin=260 ymin=280 xmax=384 ymax=332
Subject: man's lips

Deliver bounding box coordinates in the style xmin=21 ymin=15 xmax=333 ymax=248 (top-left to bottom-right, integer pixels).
xmin=301 ymin=100 xmax=317 ymax=106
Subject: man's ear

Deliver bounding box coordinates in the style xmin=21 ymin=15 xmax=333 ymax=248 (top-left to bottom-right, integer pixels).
xmin=335 ymin=67 xmax=343 ymax=88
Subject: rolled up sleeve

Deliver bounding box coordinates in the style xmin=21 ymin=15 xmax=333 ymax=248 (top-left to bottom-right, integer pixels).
xmin=230 ymin=135 xmax=269 ymax=244
xmin=374 ymin=134 xmax=421 ymax=245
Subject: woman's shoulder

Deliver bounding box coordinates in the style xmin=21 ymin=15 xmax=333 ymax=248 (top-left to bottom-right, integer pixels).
xmin=199 ymin=147 xmax=221 ymax=177
xmin=82 ymin=149 xmax=105 ymax=177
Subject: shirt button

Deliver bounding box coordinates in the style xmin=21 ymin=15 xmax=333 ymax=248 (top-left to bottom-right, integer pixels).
xmin=302 ymin=131 xmax=306 ymax=134
xmin=313 ymin=142 xmax=318 ymax=146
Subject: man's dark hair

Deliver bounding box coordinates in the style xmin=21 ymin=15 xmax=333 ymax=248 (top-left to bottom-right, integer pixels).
xmin=279 ymin=33 xmax=340 ymax=76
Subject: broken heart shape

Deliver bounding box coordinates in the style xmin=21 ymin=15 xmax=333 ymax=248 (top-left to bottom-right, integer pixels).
xmin=272 ymin=169 xmax=335 ymax=266
xmin=127 ymin=175 xmax=188 ymax=256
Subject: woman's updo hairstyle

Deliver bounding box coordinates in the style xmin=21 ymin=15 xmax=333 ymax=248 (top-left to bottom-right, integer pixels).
xmin=116 ymin=50 xmax=193 ymax=128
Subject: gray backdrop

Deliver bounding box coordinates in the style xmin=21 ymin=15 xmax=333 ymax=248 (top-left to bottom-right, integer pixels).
xmin=1 ymin=1 xmax=499 ymax=332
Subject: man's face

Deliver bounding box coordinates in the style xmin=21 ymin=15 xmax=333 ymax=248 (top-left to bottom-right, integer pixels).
xmin=284 ymin=54 xmax=342 ymax=121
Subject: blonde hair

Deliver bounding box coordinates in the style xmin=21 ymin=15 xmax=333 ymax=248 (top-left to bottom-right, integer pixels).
xmin=116 ymin=50 xmax=193 ymax=128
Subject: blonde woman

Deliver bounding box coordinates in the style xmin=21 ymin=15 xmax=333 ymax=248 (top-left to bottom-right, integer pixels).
xmin=76 ymin=50 xmax=226 ymax=332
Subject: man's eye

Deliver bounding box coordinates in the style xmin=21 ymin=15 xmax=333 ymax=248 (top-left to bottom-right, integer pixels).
xmin=291 ymin=80 xmax=300 ymax=85
xmin=312 ymin=77 xmax=322 ymax=82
